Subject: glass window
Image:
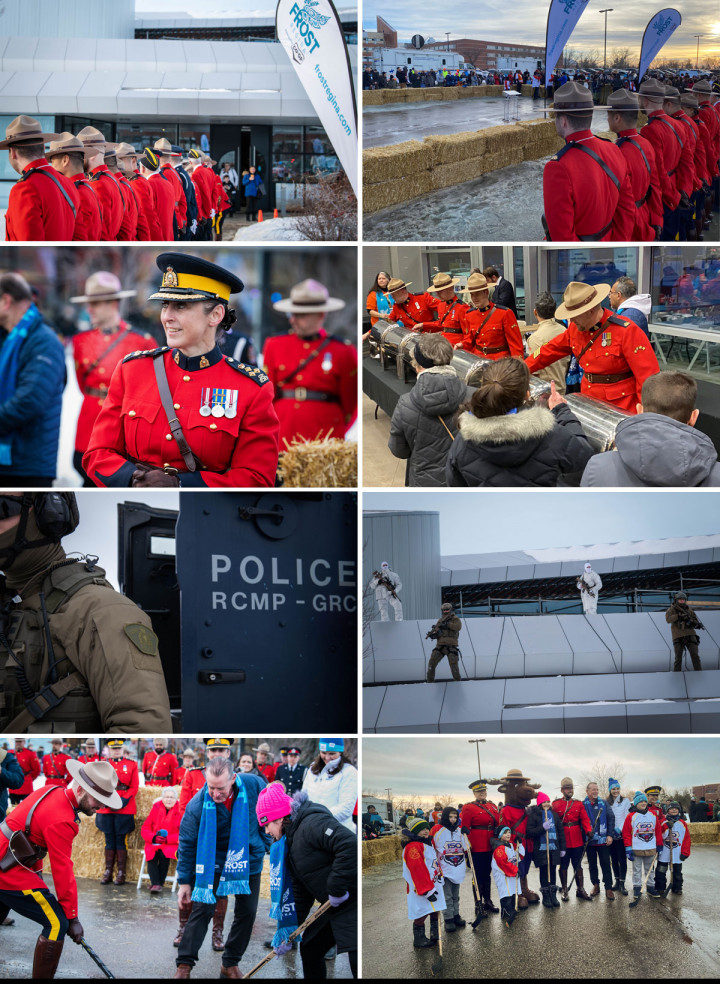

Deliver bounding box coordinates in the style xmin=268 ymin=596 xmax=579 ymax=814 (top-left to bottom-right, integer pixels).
xmin=423 ymin=247 xmax=473 ymax=283
xmin=513 ymin=246 xmax=525 ymax=320
xmin=272 ymin=126 xmax=302 ymax=183
xmin=177 ymin=125 xmax=211 ymax=155
xmin=56 ymin=117 xmax=114 ymax=142
xmin=545 ymin=247 xmax=638 ymax=306
xmin=482 ymin=246 xmax=505 ymax=279
xmin=114 ymin=123 xmax=179 ymax=156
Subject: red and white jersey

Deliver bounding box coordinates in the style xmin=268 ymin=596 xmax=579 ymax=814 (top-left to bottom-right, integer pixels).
xmin=432 ymin=826 xmax=467 ymax=885
xmin=659 ymin=817 xmax=691 ymax=864
xmin=622 ymin=809 xmax=662 ymax=852
xmin=491 ymin=842 xmax=524 ymax=900
xmin=402 ymin=838 xmax=446 ymax=920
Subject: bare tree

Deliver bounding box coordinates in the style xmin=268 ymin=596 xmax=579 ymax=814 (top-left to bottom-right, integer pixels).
xmin=576 ymin=48 xmax=600 ymax=70
xmin=580 ymin=761 xmax=627 ymax=798
xmin=609 ymin=47 xmax=632 ymax=69
xmin=294 ymin=174 xmax=357 ymax=241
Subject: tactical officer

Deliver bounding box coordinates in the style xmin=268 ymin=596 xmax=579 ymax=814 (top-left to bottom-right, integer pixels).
xmin=665 ymin=591 xmax=704 ymax=671
xmin=368 ymin=562 xmax=403 ymax=621
xmin=0 ymin=491 xmax=172 ymax=733
xmin=426 ymin=603 xmax=463 ymax=682
xmin=577 ymin=563 xmax=602 ymax=616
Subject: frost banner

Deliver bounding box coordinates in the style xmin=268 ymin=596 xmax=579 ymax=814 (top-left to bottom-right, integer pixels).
xmin=545 ymin=0 xmax=591 ymax=88
xmin=275 ymin=0 xmax=358 ymax=195
xmin=638 ymin=8 xmax=682 ymax=83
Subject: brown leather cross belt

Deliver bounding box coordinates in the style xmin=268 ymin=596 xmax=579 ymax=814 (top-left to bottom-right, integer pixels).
xmin=479 ymin=345 xmax=510 ymax=355
xmin=584 ymin=370 xmax=633 ymax=384
xmin=441 ymin=327 xmax=463 ymax=334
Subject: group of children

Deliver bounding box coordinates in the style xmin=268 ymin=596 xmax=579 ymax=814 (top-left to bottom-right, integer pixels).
xmin=402 ymin=788 xmax=692 ymax=948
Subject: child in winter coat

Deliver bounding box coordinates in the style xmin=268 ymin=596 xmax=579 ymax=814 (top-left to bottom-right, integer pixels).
xmin=622 ymin=791 xmax=662 ymax=901
xmin=656 ymin=801 xmax=692 ymax=896
xmin=607 ymin=778 xmax=632 ymax=895
xmin=402 ymin=815 xmax=445 ymax=949
xmin=525 ymin=792 xmax=566 ymax=908
xmin=432 ymin=807 xmax=467 ymax=933
xmin=491 ymin=826 xmax=524 ymax=927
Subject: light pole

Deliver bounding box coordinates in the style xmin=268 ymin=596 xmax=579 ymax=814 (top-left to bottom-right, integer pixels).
xmin=468 ymin=739 xmax=486 ymax=779
xmin=446 ymin=32 xmax=451 ymax=52
xmin=694 ymin=35 xmax=703 ymax=71
xmin=600 ymin=8 xmax=614 ymax=72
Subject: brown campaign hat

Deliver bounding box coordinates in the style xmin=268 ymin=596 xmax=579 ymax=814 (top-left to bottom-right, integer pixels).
xmin=560 ymin=776 xmax=574 ymax=788
xmin=426 ymin=272 xmax=460 ymax=293
xmin=466 ymin=272 xmax=491 ymax=293
xmin=153 ymin=137 xmax=181 ymax=157
xmin=663 ymin=86 xmax=681 ymax=101
xmin=76 ymin=125 xmax=107 ymax=156
xmin=638 ymin=78 xmax=666 ymax=98
xmin=0 ymin=114 xmax=58 ymax=150
xmin=44 ymin=132 xmax=85 ymax=160
xmin=601 ymin=89 xmax=639 ymax=112
xmin=555 ymin=281 xmax=611 ymax=320
xmin=70 ymin=271 xmax=137 ymax=303
xmin=66 ymin=758 xmax=123 ymax=809
xmin=680 ymin=91 xmax=699 ymax=110
xmin=498 ymin=768 xmax=533 ymax=783
xmin=273 ymin=279 xmax=345 ymax=314
xmin=114 ymin=142 xmax=139 ymax=160
xmin=692 ymin=80 xmax=711 ymax=94
xmin=386 ymin=277 xmax=412 ymax=294
xmin=551 ymin=80 xmax=594 ymax=114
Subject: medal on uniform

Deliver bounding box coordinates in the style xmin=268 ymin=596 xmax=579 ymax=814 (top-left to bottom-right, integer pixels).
xmin=224 ymin=390 xmax=238 ymax=419
xmin=321 ymin=352 xmax=333 ymax=373
xmin=601 ymin=331 xmax=611 ymax=347
xmin=199 ymin=389 xmax=212 ymax=416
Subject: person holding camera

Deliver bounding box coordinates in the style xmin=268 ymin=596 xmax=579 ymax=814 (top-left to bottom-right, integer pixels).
xmin=426 ymin=603 xmax=462 ymax=682
xmin=665 ymin=591 xmax=704 ymax=671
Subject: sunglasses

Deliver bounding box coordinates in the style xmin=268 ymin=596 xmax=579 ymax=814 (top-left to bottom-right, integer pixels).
xmin=0 ymin=496 xmax=23 ymax=520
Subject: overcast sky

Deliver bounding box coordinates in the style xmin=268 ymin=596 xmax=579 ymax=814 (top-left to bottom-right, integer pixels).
xmin=363 ymin=490 xmax=720 ymax=556
xmin=363 ymin=0 xmax=720 ymax=63
xmin=363 ymin=736 xmax=714 ymax=801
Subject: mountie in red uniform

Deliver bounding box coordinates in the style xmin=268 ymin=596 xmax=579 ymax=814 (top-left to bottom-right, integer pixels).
xmin=389 ymin=292 xmax=437 ymax=329
xmin=424 ymin=294 xmax=469 ymax=343
xmin=615 ymin=129 xmax=663 ymax=237
xmin=552 ymin=796 xmax=593 ymax=849
xmin=640 ymin=111 xmax=682 ymax=210
xmin=460 ymin=799 xmax=500 ymax=852
xmin=525 ymin=307 xmax=659 ymax=414
xmin=543 ymin=132 xmax=634 ymax=241
xmin=499 ymin=803 xmax=533 ymax=853
xmin=43 ymin=751 xmax=71 ymax=788
xmin=72 ymin=323 xmax=155 ymax=454
xmin=459 ymin=302 xmax=523 ymax=359
xmin=97 ymin=757 xmax=138 ymax=817
xmin=262 ymin=330 xmax=357 ymax=445
xmin=89 ymin=164 xmax=123 ymax=240
xmin=5 ymin=157 xmax=78 ymax=241
xmin=78 ymin=753 xmax=100 ymax=764
xmin=70 ymin=173 xmax=103 ymax=241
xmin=179 ymin=766 xmax=206 ymax=815
xmin=83 ymin=345 xmax=280 ymax=488
xmin=0 ymin=785 xmax=81 ymax=919
xmin=142 ymin=749 xmax=178 ymax=787
xmin=13 ymin=746 xmax=41 ymax=798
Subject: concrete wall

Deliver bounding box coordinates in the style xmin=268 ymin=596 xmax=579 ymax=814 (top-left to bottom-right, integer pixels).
xmin=363 ymin=117 xmax=562 ymax=213
xmin=364 ymin=511 xmax=442 ymax=622
xmin=0 ymin=0 xmax=135 ymax=38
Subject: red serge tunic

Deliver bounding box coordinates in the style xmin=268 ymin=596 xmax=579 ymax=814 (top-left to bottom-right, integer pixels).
xmin=389 ymin=293 xmax=436 ymax=329
xmin=0 ymin=785 xmax=81 ymax=918
xmin=83 ymin=345 xmax=280 ymax=488
xmin=70 ymin=174 xmax=103 ymax=241
xmin=42 ymin=752 xmax=71 ymax=787
xmin=424 ymin=295 xmax=469 ymax=343
xmin=141 ymin=800 xmax=181 ymax=861
xmin=459 ymin=302 xmax=523 ymax=358
xmin=5 ymin=158 xmax=77 ymax=241
xmin=142 ymin=750 xmax=178 ymax=787
xmin=72 ymin=324 xmax=155 ymax=453
xmin=179 ymin=767 xmax=206 ymax=816
xmin=96 ymin=758 xmax=138 ymax=817
xmin=525 ymin=308 xmax=659 ymax=413
xmin=147 ymin=172 xmax=176 ymax=241
xmin=460 ymin=800 xmax=500 ymax=852
xmin=552 ymin=797 xmax=593 ymax=850
xmin=15 ymin=747 xmax=41 ymax=796
xmin=89 ymin=165 xmax=123 ymax=240
xmin=262 ymin=331 xmax=357 ymax=445
xmin=499 ymin=803 xmax=532 ymax=853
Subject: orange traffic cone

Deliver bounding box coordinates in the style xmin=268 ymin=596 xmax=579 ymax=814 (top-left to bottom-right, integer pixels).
xmin=257 ymin=210 xmax=263 ymax=222
xmin=273 ymin=208 xmax=278 ymax=219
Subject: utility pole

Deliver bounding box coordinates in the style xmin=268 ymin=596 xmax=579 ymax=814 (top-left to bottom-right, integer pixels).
xmin=600 ymin=8 xmax=613 ymax=72
xmin=446 ymin=32 xmax=451 ymax=52
xmin=694 ymin=35 xmax=703 ymax=71
xmin=468 ymin=739 xmax=486 ymax=779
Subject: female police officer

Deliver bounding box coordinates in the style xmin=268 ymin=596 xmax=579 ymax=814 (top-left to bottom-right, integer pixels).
xmin=83 ymin=252 xmax=279 ymax=487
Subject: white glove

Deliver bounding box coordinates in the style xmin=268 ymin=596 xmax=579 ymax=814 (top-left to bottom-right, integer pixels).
xmin=190 ymin=219 xmax=198 ymax=234
xmin=210 ymin=209 xmax=216 ymax=219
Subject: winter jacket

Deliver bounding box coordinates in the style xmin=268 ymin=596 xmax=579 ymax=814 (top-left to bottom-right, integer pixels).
xmin=141 ymin=799 xmax=181 ymax=861
xmin=617 ymin=294 xmax=651 ymax=338
xmin=0 ymin=750 xmax=24 ymax=821
xmin=446 ymin=403 xmax=593 ymax=487
xmin=388 ymin=366 xmax=470 ymax=486
xmin=581 ymin=413 xmax=720 ymax=487
xmin=525 ymin=804 xmax=566 ymax=865
xmin=606 ymin=795 xmax=632 ymax=838
xmin=242 ymin=173 xmax=263 ymax=198
xmin=176 ymin=773 xmax=269 ymax=884
xmin=665 ymin=600 xmax=704 ymax=641
xmin=285 ymin=793 xmax=357 ymax=953
xmin=583 ymin=797 xmax=615 ymax=846
xmin=0 ymin=311 xmax=66 ymax=478
xmin=302 ymin=760 xmax=358 ymax=831
xmin=526 ymin=318 xmax=570 ymax=395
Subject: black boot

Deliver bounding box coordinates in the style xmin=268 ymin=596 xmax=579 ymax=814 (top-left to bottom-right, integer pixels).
xmin=500 ymin=898 xmax=516 ymax=928
xmin=618 ymin=881 xmax=628 ymax=896
xmin=453 ymin=913 xmax=466 ymax=928
xmin=559 ymin=868 xmax=569 ymax=902
xmin=540 ymin=886 xmax=554 ymax=909
xmin=413 ymin=923 xmax=434 ymax=949
xmin=429 ymin=916 xmax=439 ymax=943
xmin=444 ymin=918 xmax=456 ymax=933
xmin=549 ymin=885 xmax=561 ymax=908
xmin=32 ymin=935 xmax=64 ymax=979
xmin=482 ymin=887 xmax=499 ymax=913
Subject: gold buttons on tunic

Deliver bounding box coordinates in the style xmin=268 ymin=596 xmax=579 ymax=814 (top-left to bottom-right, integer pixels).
xmin=183 ymin=375 xmax=190 ymax=381
xmin=128 ymin=410 xmax=136 ymax=417
xmin=174 ymin=403 xmax=180 ymax=410
xmin=165 ymin=434 xmax=172 ymax=441
xmin=296 ymin=374 xmax=303 ymax=381
xmin=210 ymin=423 xmax=218 ymax=430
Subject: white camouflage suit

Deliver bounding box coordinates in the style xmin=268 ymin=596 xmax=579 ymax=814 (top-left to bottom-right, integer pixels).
xmin=369 ymin=563 xmax=403 ymax=621
xmin=577 ymin=563 xmax=602 ymax=615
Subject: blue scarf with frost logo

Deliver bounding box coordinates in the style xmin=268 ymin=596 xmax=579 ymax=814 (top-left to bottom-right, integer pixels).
xmin=192 ymin=776 xmax=250 ymax=903
xmin=268 ymin=835 xmax=299 ymax=946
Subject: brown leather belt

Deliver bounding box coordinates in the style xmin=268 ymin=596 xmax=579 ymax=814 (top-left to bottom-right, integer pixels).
xmin=277 ymin=389 xmax=338 ymax=403
xmin=85 ymin=387 xmax=108 ymax=398
xmin=479 ymin=345 xmax=510 ymax=355
xmin=584 ymin=370 xmax=633 ymax=385
xmin=441 ymin=327 xmax=463 ymax=335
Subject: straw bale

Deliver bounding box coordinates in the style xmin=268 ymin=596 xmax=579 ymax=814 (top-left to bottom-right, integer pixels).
xmin=422 ymin=88 xmax=444 ymax=102
xmin=278 ymin=436 xmax=357 ymax=488
xmin=521 ymin=85 xmax=532 ymax=98
xmin=439 ymin=87 xmax=460 ymax=101
xmin=688 ymin=822 xmax=720 ymax=845
xmin=404 ymin=87 xmax=424 ymax=102
xmin=363 ymin=90 xmax=384 ymax=107
xmin=457 ymin=86 xmax=481 ymax=99
xmin=363 ymin=170 xmax=434 ymax=213
xmin=431 ymin=156 xmax=488 ymax=189
xmin=482 ymin=123 xmax=528 ymax=154
xmin=425 ymin=131 xmax=486 ymax=165
xmin=362 ymin=835 xmax=403 ymax=870
xmin=486 ymin=85 xmax=503 ymax=96
xmin=363 ymin=140 xmax=432 ymax=185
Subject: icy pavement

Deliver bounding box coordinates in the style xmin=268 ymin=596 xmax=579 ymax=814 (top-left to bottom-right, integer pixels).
xmin=0 ymin=877 xmax=352 ymax=979
xmin=363 ymin=96 xmax=608 ymax=149
xmin=233 ymin=217 xmax=307 ymax=241
xmin=363 ymin=845 xmax=720 ymax=978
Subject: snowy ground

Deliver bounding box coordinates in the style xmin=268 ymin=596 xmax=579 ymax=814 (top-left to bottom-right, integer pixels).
xmin=233 ymin=217 xmax=307 ymax=241
xmin=363 ymin=845 xmax=720 ymax=978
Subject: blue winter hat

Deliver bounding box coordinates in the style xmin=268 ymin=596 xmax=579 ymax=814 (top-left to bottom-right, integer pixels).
xmin=633 ymin=791 xmax=648 ymax=807
xmin=497 ymin=826 xmax=511 ymax=838
xmin=319 ymin=739 xmax=344 ymax=753
xmin=609 ymin=778 xmax=620 ymax=791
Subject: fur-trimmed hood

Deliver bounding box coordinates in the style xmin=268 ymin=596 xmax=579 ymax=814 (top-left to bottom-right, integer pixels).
xmin=458 ymin=405 xmax=556 ymax=446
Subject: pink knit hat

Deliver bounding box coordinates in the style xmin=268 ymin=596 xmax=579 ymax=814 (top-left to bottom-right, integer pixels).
xmin=536 ymin=791 xmax=550 ymax=805
xmin=256 ymin=782 xmax=293 ymax=825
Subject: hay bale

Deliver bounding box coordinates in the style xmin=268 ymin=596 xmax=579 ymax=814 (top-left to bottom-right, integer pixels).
xmin=688 ymin=822 xmax=720 ymax=845
xmin=363 ymin=140 xmax=432 ymax=185
xmin=404 ymin=87 xmax=424 ymax=102
xmin=362 ymin=835 xmax=403 ymax=869
xmin=277 ymin=436 xmax=357 ymax=488
xmin=520 ymin=119 xmax=564 ymax=161
xmin=440 ymin=87 xmax=460 ymax=101
xmin=363 ymin=90 xmax=384 ymax=107
xmin=363 ymin=170 xmax=434 ymax=213
xmin=521 ymin=85 xmax=533 ymax=98
xmin=431 ymin=156 xmax=488 ymax=189
xmin=425 ymin=131 xmax=487 ymax=165
xmin=482 ymin=123 xmax=528 ymax=154
xmin=486 ymin=85 xmax=503 ymax=97
xmin=422 ymin=88 xmax=444 ymax=102
xmin=457 ymin=86 xmax=481 ymax=100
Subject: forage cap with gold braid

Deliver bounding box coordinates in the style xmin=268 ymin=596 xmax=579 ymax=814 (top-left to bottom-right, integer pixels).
xmin=148 ymin=252 xmax=244 ymax=303
xmin=204 ymin=737 xmax=235 ymax=749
